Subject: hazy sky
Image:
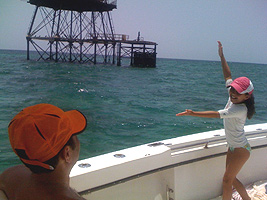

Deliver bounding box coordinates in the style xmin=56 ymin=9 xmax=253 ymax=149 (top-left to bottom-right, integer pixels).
xmin=1 ymin=0 xmax=267 ymax=64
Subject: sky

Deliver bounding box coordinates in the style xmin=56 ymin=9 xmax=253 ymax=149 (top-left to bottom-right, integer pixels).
xmin=0 ymin=0 xmax=267 ymax=64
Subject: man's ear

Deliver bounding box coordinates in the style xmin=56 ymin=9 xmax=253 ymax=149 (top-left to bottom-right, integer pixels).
xmin=60 ymin=146 xmax=71 ymax=163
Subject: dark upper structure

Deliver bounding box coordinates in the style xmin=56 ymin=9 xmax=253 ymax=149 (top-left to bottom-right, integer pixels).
xmin=28 ymin=0 xmax=117 ymax=12
xmin=26 ymin=0 xmax=157 ymax=67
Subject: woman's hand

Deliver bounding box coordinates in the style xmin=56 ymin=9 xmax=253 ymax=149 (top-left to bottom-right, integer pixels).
xmin=218 ymin=41 xmax=224 ymax=58
xmin=176 ymin=109 xmax=193 ymax=116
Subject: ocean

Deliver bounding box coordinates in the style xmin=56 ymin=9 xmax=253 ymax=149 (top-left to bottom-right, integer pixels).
xmin=0 ymin=49 xmax=266 ymax=173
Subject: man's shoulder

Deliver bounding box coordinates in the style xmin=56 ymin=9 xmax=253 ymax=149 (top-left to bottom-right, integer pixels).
xmin=2 ymin=165 xmax=26 ymax=172
xmin=0 ymin=165 xmax=27 ymax=199
xmin=0 ymin=165 xmax=29 ymax=188
xmin=1 ymin=165 xmax=29 ymax=179
xmin=0 ymin=166 xmax=86 ymax=200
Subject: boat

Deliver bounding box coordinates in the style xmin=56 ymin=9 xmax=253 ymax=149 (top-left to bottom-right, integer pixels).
xmin=1 ymin=123 xmax=266 ymax=200
xmin=70 ymin=123 xmax=267 ymax=200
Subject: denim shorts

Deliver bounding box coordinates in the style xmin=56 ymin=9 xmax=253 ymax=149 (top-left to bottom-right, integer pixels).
xmin=229 ymin=143 xmax=251 ymax=153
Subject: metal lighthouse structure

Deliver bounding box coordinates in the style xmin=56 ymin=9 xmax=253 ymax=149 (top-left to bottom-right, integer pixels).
xmin=26 ymin=0 xmax=157 ymax=67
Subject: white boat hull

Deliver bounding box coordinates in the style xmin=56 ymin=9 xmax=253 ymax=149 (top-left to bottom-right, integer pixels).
xmin=70 ymin=123 xmax=267 ymax=200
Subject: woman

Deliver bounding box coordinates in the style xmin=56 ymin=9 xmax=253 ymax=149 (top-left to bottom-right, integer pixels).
xmin=176 ymin=41 xmax=255 ymax=200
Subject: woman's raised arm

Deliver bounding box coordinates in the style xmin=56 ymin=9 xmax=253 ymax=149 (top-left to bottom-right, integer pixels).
xmin=218 ymin=41 xmax=232 ymax=81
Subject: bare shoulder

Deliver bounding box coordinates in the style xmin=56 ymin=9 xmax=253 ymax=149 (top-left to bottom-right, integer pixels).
xmin=0 ymin=165 xmax=29 ymax=191
xmin=1 ymin=165 xmax=29 ymax=179
xmin=1 ymin=165 xmax=27 ymax=173
xmin=0 ymin=166 xmax=85 ymax=200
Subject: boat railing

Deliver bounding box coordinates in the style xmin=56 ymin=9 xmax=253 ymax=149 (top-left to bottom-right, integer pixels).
xmin=159 ymin=126 xmax=267 ymax=156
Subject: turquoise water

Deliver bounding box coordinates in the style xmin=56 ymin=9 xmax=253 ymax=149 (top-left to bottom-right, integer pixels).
xmin=0 ymin=49 xmax=266 ymax=172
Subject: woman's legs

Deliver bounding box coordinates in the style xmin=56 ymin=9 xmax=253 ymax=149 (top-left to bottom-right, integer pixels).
xmin=233 ymin=178 xmax=250 ymax=198
xmin=222 ymin=148 xmax=250 ymax=200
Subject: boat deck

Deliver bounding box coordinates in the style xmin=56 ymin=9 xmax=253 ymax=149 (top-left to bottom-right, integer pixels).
xmin=212 ymin=180 xmax=267 ymax=199
xmin=239 ymin=180 xmax=267 ymax=199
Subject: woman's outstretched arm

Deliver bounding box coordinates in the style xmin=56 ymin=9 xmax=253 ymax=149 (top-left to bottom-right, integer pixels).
xmin=176 ymin=109 xmax=220 ymax=118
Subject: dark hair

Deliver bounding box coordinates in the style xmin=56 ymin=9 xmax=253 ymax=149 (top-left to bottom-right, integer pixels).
xmin=23 ymin=136 xmax=76 ymax=174
xmin=244 ymin=94 xmax=255 ymax=119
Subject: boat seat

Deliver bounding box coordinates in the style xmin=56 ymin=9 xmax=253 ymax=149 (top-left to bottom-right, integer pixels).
xmin=0 ymin=190 xmax=7 ymax=200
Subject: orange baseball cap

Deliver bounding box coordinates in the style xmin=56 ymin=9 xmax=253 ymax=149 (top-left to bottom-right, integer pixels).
xmin=8 ymin=104 xmax=87 ymax=170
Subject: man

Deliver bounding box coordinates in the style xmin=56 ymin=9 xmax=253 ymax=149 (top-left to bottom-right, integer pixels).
xmin=0 ymin=104 xmax=87 ymax=200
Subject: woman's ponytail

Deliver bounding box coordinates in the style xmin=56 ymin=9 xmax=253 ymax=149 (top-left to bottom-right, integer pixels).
xmin=245 ymin=94 xmax=255 ymax=119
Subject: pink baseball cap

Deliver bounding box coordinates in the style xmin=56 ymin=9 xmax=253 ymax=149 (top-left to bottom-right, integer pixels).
xmin=230 ymin=77 xmax=254 ymax=95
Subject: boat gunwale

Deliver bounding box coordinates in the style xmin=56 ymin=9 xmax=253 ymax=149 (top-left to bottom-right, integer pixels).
xmin=78 ymin=143 xmax=267 ymax=195
xmin=77 ymin=123 xmax=267 ymax=196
